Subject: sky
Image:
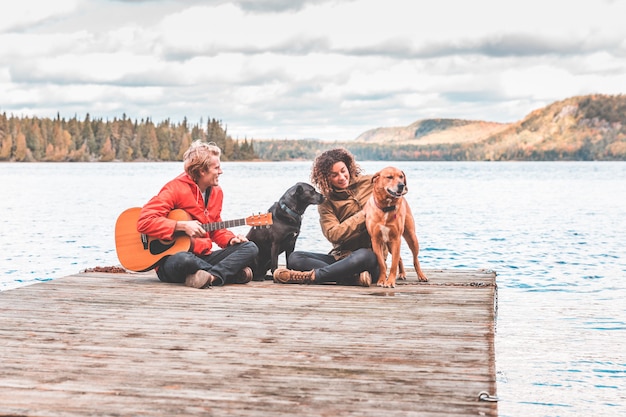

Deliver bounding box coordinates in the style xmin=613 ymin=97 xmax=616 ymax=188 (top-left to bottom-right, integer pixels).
xmin=1 ymin=0 xmax=625 ymax=141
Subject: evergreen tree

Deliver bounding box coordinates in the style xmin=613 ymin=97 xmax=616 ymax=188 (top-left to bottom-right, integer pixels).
xmin=66 ymin=116 xmax=82 ymax=152
xmin=25 ymin=118 xmax=45 ymax=160
xmin=81 ymin=114 xmax=97 ymax=157
xmin=156 ymin=120 xmax=173 ymax=160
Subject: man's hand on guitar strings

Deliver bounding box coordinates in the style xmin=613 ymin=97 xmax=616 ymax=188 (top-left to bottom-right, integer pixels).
xmin=176 ymin=220 xmax=206 ymax=238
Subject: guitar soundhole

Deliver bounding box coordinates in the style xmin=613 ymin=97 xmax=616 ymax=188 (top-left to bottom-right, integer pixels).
xmin=149 ymin=240 xmax=176 ymax=255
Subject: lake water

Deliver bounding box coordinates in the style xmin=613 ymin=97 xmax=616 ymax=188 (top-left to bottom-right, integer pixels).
xmin=1 ymin=161 xmax=625 ymax=416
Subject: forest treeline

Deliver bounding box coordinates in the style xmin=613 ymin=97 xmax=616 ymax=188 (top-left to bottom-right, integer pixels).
xmin=2 ymin=94 xmax=625 ymax=162
xmin=254 ymin=94 xmax=626 ymax=161
xmin=0 ymin=113 xmax=256 ymax=162
xmin=253 ymin=136 xmax=626 ymax=162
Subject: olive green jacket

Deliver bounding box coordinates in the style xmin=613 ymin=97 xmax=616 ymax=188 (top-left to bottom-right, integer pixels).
xmin=318 ymin=174 xmax=373 ymax=259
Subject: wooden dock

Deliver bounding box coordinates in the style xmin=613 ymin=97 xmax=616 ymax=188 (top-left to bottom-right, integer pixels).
xmin=0 ymin=269 xmax=498 ymax=416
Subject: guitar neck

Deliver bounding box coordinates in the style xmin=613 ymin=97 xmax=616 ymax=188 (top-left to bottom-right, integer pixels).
xmin=203 ymin=218 xmax=247 ymax=231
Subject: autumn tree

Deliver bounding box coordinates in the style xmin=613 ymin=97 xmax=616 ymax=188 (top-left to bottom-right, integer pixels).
xmin=0 ymin=133 xmax=12 ymax=160
xmin=14 ymin=130 xmax=29 ymax=161
xmin=100 ymin=137 xmax=116 ymax=162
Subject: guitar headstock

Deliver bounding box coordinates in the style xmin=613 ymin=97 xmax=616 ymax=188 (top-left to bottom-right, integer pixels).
xmin=246 ymin=212 xmax=273 ymax=228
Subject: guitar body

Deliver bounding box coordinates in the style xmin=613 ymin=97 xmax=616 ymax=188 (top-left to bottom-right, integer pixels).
xmin=115 ymin=208 xmax=272 ymax=272
xmin=115 ymin=208 xmax=192 ymax=272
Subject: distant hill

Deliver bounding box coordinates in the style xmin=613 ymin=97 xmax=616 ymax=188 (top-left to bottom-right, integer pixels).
xmin=343 ymin=94 xmax=626 ymax=160
xmin=354 ymin=119 xmax=511 ymax=145
xmin=473 ymin=94 xmax=626 ymax=160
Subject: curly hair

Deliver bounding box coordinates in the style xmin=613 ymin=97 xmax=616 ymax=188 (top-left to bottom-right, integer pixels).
xmin=183 ymin=140 xmax=221 ymax=182
xmin=310 ymin=148 xmax=362 ymax=195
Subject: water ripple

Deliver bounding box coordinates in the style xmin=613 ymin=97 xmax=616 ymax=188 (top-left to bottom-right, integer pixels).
xmin=2 ymin=161 xmax=626 ymax=417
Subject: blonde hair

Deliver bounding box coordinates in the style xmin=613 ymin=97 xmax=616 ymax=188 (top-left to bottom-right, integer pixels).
xmin=183 ymin=140 xmax=221 ymax=182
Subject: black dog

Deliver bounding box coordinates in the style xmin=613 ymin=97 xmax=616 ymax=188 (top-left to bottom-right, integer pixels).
xmin=246 ymin=182 xmax=324 ymax=280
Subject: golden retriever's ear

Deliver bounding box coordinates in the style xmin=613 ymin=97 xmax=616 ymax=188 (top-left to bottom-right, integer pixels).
xmin=372 ymin=172 xmax=380 ymax=183
xmin=401 ymin=170 xmax=408 ymax=194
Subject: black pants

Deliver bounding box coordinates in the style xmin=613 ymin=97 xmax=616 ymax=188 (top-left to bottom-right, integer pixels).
xmin=287 ymin=248 xmax=379 ymax=285
xmin=156 ymin=241 xmax=258 ymax=286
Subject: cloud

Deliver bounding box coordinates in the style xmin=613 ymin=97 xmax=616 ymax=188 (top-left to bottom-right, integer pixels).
xmin=1 ymin=0 xmax=626 ymax=140
xmin=0 ymin=0 xmax=79 ymax=31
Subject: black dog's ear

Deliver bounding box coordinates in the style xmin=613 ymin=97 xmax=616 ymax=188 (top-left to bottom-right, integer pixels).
xmin=295 ymin=183 xmax=304 ymax=194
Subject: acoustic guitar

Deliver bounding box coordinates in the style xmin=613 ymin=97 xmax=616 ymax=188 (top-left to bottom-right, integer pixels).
xmin=115 ymin=207 xmax=272 ymax=272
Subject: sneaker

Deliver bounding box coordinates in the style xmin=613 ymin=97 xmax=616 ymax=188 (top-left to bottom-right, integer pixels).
xmin=231 ymin=267 xmax=253 ymax=284
xmin=185 ymin=270 xmax=215 ymax=289
xmin=273 ymin=268 xmax=315 ymax=284
xmin=358 ymin=271 xmax=371 ymax=287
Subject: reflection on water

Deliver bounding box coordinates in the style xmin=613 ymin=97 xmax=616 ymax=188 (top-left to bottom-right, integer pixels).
xmin=1 ymin=161 xmax=625 ymax=416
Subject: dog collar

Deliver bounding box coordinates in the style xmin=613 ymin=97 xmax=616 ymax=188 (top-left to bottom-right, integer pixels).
xmin=279 ymin=202 xmax=301 ymax=221
xmin=370 ymin=195 xmax=397 ymax=213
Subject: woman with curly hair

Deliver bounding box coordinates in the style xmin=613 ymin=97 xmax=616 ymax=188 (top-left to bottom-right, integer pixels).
xmin=273 ymin=148 xmax=378 ymax=286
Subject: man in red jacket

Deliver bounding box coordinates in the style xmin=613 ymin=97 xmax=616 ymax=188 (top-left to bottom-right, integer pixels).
xmin=137 ymin=140 xmax=258 ymax=288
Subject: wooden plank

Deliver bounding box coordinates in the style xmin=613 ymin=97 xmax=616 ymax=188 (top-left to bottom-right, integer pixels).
xmin=0 ymin=269 xmax=498 ymax=416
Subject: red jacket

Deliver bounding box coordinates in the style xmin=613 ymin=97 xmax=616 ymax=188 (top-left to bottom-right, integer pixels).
xmin=137 ymin=172 xmax=235 ymax=256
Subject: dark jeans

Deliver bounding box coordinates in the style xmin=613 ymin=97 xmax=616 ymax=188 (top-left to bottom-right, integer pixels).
xmin=287 ymin=248 xmax=379 ymax=285
xmin=156 ymin=241 xmax=258 ymax=286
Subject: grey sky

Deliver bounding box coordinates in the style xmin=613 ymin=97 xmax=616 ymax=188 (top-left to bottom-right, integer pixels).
xmin=2 ymin=0 xmax=624 ymax=140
